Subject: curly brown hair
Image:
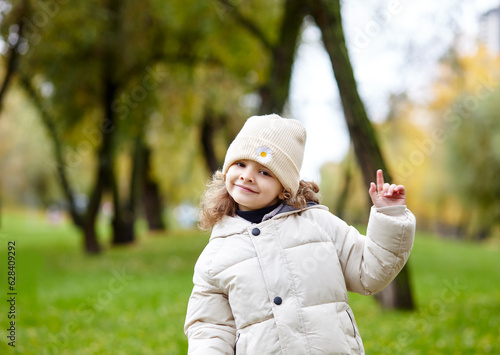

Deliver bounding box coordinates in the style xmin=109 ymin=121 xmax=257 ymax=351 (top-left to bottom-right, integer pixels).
xmin=199 ymin=170 xmax=320 ymax=230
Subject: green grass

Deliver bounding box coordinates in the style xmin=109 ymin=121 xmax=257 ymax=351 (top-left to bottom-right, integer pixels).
xmin=0 ymin=211 xmax=499 ymax=354
xmin=349 ymin=230 xmax=500 ymax=354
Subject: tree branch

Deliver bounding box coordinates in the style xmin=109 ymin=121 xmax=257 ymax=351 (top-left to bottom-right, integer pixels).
xmin=18 ymin=74 xmax=85 ymax=228
xmin=217 ymin=0 xmax=274 ymax=51
xmin=0 ymin=0 xmax=29 ymax=114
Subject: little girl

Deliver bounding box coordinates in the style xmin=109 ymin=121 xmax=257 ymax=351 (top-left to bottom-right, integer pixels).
xmin=184 ymin=114 xmax=416 ymax=354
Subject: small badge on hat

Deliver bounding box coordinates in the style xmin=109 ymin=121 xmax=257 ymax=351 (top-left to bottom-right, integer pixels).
xmin=256 ymin=146 xmax=272 ymax=163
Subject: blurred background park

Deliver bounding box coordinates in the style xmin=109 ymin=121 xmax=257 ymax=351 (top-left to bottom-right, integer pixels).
xmin=0 ymin=0 xmax=499 ymax=353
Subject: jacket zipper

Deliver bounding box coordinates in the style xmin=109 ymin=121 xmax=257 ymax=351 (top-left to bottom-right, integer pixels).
xmin=345 ymin=310 xmax=356 ymax=337
xmin=234 ymin=333 xmax=240 ymax=355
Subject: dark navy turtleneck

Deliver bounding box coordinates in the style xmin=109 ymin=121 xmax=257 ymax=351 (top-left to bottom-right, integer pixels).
xmin=235 ymin=202 xmax=281 ymax=224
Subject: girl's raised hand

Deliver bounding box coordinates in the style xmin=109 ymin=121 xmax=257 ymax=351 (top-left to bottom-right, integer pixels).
xmin=369 ymin=169 xmax=406 ymax=208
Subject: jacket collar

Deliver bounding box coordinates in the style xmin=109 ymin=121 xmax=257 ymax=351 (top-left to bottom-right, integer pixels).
xmin=210 ymin=202 xmax=326 ymax=241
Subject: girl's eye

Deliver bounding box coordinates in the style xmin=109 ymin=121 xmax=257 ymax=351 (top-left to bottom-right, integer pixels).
xmin=236 ymin=162 xmax=246 ymax=168
xmin=260 ymin=171 xmax=271 ymax=177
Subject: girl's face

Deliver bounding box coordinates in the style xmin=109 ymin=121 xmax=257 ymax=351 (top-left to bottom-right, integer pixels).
xmin=225 ymin=159 xmax=283 ymax=211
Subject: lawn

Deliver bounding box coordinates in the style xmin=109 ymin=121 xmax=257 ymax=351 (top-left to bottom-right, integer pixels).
xmin=0 ymin=210 xmax=499 ymax=354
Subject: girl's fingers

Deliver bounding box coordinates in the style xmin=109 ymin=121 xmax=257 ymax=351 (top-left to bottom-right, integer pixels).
xmin=394 ymin=185 xmax=406 ymax=195
xmin=376 ymin=169 xmax=384 ymax=192
xmin=371 ymin=170 xmax=406 ymax=201
xmin=385 ymin=184 xmax=397 ymax=196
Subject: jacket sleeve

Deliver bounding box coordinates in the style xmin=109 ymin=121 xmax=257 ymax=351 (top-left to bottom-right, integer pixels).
xmin=184 ymin=245 xmax=236 ymax=355
xmin=317 ymin=205 xmax=416 ymax=295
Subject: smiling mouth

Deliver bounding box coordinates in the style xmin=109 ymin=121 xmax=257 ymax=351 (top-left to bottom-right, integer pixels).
xmin=235 ymin=184 xmax=257 ymax=193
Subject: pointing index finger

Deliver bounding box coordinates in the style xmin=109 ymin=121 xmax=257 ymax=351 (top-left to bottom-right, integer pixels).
xmin=376 ymin=169 xmax=384 ymax=192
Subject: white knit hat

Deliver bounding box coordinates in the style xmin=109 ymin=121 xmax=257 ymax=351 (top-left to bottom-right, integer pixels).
xmin=222 ymin=114 xmax=306 ymax=196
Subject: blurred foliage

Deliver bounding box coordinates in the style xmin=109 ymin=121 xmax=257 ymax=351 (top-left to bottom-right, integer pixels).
xmin=428 ymin=46 xmax=500 ymax=239
xmin=443 ymin=94 xmax=500 ymax=237
xmin=319 ymin=150 xmax=368 ymax=225
xmin=0 ymin=85 xmax=62 ymax=206
xmin=320 ymin=46 xmax=500 ymax=240
xmin=0 ymin=0 xmax=287 ymax=209
xmin=2 ymin=0 xmax=499 ymax=242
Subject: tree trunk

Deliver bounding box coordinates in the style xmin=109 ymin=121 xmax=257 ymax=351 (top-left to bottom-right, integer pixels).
xmin=0 ymin=0 xmax=28 ymax=113
xmin=259 ymin=0 xmax=307 ymax=114
xmin=221 ymin=0 xmax=306 ymax=115
xmin=98 ymin=0 xmax=137 ymax=246
xmin=375 ymin=263 xmax=415 ymax=310
xmin=111 ymin=156 xmax=135 ymax=245
xmin=334 ymin=154 xmax=352 ymax=220
xmin=308 ymin=0 xmax=387 ymax=187
xmin=0 ymin=1 xmax=29 ymax=229
xmin=19 ymin=76 xmax=85 ymax=227
xmin=20 ymin=74 xmax=102 ymax=254
xmin=200 ymin=111 xmax=221 ymax=174
xmin=83 ymin=220 xmax=101 ymax=254
xmin=141 ymin=145 xmax=166 ymax=231
xmin=99 ymin=78 xmax=134 ymax=245
xmin=309 ymin=0 xmax=415 ymax=310
xmin=112 ymin=212 xmax=135 ymax=245
xmin=112 ymin=135 xmax=143 ymax=245
xmin=111 ymin=174 xmax=136 ymax=245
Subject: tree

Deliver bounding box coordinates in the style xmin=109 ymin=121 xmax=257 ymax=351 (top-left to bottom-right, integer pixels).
xmin=444 ymin=91 xmax=500 ymax=239
xmin=0 ymin=0 xmax=28 ymax=112
xmin=140 ymin=142 xmax=166 ymax=230
xmin=14 ymin=0 xmax=175 ymax=251
xmin=0 ymin=0 xmax=31 ymax=227
xmin=218 ymin=0 xmax=307 ymax=115
xmin=208 ymin=0 xmax=415 ymax=309
xmin=308 ymin=0 xmax=415 ymax=310
xmin=428 ymin=46 xmax=500 ymax=239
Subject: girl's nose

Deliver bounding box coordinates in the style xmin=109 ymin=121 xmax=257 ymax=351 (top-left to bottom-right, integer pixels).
xmin=240 ymin=172 xmax=253 ymax=182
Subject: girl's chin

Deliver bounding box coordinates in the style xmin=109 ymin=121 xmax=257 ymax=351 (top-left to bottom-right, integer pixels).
xmin=234 ymin=199 xmax=259 ymax=211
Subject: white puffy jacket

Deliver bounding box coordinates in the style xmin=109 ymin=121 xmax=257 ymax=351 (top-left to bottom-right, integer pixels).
xmin=184 ymin=204 xmax=416 ymax=354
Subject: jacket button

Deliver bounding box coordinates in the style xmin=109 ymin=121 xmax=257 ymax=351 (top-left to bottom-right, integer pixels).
xmin=273 ymin=297 xmax=282 ymax=305
xmin=252 ymin=228 xmax=260 ymax=236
